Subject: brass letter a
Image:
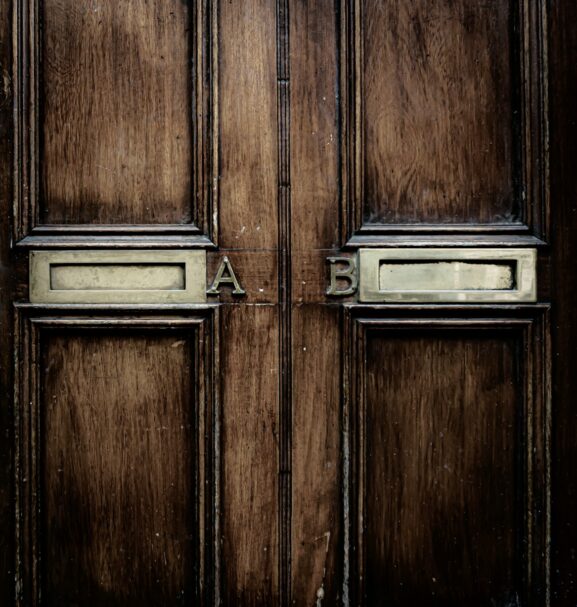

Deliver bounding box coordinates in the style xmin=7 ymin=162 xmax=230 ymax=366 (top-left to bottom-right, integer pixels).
xmin=207 ymin=256 xmax=246 ymax=295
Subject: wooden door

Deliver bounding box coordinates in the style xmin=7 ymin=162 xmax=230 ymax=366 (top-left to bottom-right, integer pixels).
xmin=0 ymin=1 xmax=575 ymax=606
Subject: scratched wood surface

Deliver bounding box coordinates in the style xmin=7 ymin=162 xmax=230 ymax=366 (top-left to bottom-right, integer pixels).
xmin=218 ymin=0 xmax=277 ymax=249
xmin=42 ymin=332 xmax=195 ymax=605
xmin=41 ymin=0 xmax=193 ymax=224
xmin=219 ymin=305 xmax=279 ymax=604
xmin=364 ymin=331 xmax=519 ymax=605
xmin=361 ymin=0 xmax=516 ymax=225
xmin=289 ymin=1 xmax=342 ymax=603
xmin=290 ymin=0 xmax=339 ymax=252
xmin=291 ymin=307 xmax=341 ymax=604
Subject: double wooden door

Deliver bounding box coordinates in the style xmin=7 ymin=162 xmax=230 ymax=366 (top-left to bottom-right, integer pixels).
xmin=1 ymin=1 xmax=576 ymax=605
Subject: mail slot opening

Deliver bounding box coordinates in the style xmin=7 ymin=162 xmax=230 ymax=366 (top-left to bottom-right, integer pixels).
xmin=378 ymin=260 xmax=517 ymax=292
xmin=49 ymin=263 xmax=186 ymax=291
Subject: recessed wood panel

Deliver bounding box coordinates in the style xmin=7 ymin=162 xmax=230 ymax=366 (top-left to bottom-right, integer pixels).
xmin=335 ymin=0 xmax=552 ymax=236
xmin=40 ymin=0 xmax=193 ymax=224
xmin=344 ymin=310 xmax=550 ymax=605
xmin=362 ymin=0 xmax=515 ymax=225
xmin=41 ymin=331 xmax=195 ymax=605
xmin=364 ymin=330 xmax=520 ymax=605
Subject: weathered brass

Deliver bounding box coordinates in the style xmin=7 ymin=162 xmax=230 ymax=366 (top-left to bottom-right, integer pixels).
xmin=326 ymin=256 xmax=358 ymax=296
xmin=30 ymin=250 xmax=207 ymax=303
xmin=358 ymin=248 xmax=537 ymax=303
xmin=207 ymin=256 xmax=246 ymax=295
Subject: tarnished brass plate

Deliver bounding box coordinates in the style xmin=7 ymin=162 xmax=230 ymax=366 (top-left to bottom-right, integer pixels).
xmin=30 ymin=250 xmax=207 ymax=304
xmin=358 ymin=248 xmax=537 ymax=303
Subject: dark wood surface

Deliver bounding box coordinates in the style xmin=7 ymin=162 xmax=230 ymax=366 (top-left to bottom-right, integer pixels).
xmin=362 ymin=0 xmax=515 ymax=225
xmin=549 ymin=1 xmax=577 ymax=604
xmin=341 ymin=308 xmax=550 ymax=607
xmin=12 ymin=314 xmax=218 ymax=606
xmin=1 ymin=1 xmax=575 ymax=605
xmin=41 ymin=0 xmax=193 ymax=224
xmin=365 ymin=331 xmax=520 ymax=604
xmin=289 ymin=3 xmax=342 ymax=601
xmin=42 ymin=331 xmax=195 ymax=605
xmin=219 ymin=0 xmax=278 ymax=250
xmin=219 ymin=305 xmax=280 ymax=604
xmin=0 ymin=0 xmax=14 ymax=601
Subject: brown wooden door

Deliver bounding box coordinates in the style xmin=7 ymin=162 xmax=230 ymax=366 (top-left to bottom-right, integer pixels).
xmin=1 ymin=1 xmax=576 ymax=606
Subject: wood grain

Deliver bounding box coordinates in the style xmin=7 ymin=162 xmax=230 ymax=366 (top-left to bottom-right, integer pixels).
xmin=219 ymin=0 xmax=277 ymax=249
xmin=0 ymin=1 xmax=567 ymax=605
xmin=42 ymin=331 xmax=196 ymax=605
xmin=288 ymin=5 xmax=343 ymax=600
xmin=216 ymin=5 xmax=281 ymax=598
xmin=361 ymin=0 xmax=516 ymax=225
xmin=364 ymin=330 xmax=520 ymax=605
xmin=41 ymin=0 xmax=193 ymax=224
xmin=290 ymin=0 xmax=340 ymax=251
xmin=291 ymin=306 xmax=341 ymax=604
xmin=219 ymin=306 xmax=279 ymax=604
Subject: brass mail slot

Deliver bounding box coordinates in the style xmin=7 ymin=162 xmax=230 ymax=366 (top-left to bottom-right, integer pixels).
xmin=358 ymin=248 xmax=537 ymax=303
xmin=30 ymin=250 xmax=207 ymax=304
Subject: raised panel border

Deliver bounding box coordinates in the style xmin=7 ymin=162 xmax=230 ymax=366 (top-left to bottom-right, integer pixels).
xmin=13 ymin=1 xmax=219 ymax=247
xmin=342 ymin=304 xmax=551 ymax=606
xmin=339 ymin=1 xmax=550 ymax=244
xmin=13 ymin=305 xmax=221 ymax=605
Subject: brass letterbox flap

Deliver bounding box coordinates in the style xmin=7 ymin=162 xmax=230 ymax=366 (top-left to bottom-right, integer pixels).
xmin=30 ymin=250 xmax=207 ymax=304
xmin=358 ymin=248 xmax=537 ymax=303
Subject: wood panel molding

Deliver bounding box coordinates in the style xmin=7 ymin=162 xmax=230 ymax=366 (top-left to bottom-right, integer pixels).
xmin=342 ymin=305 xmax=551 ymax=605
xmin=339 ymin=0 xmax=549 ymax=243
xmin=276 ymin=0 xmax=292 ymax=602
xmin=13 ymin=0 xmax=219 ymax=244
xmin=13 ymin=307 xmax=220 ymax=605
